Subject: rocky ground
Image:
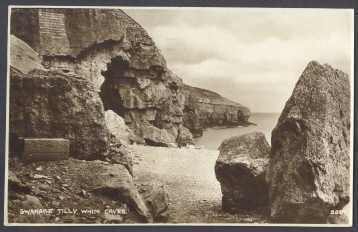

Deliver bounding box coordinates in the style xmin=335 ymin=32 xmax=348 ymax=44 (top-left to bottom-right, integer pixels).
xmin=8 ymin=144 xmax=269 ymax=224
xmin=7 ymin=142 xmax=171 ymax=224
xmin=131 ymin=145 xmax=268 ymax=223
xmin=8 ymin=157 xmax=142 ymax=224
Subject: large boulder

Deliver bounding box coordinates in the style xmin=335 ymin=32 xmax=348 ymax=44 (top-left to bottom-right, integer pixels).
xmin=266 ymin=61 xmax=351 ymax=223
xmin=90 ymin=162 xmax=153 ymax=222
xmin=215 ymin=132 xmax=270 ymax=212
xmin=9 ymin=67 xmax=109 ymax=160
xmin=105 ymin=110 xmax=135 ymax=144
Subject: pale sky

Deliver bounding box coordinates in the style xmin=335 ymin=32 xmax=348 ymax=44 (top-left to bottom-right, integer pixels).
xmin=124 ymin=8 xmax=353 ymax=113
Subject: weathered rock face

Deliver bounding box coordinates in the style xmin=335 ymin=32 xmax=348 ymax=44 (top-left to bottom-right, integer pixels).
xmin=9 ymin=67 xmax=109 ymax=160
xmin=266 ymin=61 xmax=351 ymax=223
xmin=10 ymin=8 xmax=250 ymax=146
xmin=100 ymin=54 xmax=188 ymax=147
xmin=215 ymin=132 xmax=270 ymax=212
xmin=11 ymin=8 xmax=193 ymax=147
xmin=183 ymin=85 xmax=251 ymax=137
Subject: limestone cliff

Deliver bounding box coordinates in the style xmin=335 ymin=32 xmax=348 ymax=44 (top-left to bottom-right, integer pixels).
xmin=11 ymin=8 xmax=191 ymax=146
xmin=10 ymin=8 xmax=250 ymax=146
xmin=9 ymin=33 xmax=169 ymax=222
xmin=183 ymin=85 xmax=251 ymax=137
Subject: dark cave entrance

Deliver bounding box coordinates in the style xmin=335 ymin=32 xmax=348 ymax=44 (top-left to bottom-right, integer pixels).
xmin=99 ymin=56 xmax=132 ymax=118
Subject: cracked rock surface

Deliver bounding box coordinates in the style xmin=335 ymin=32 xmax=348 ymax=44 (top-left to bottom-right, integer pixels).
xmin=266 ymin=61 xmax=351 ymax=223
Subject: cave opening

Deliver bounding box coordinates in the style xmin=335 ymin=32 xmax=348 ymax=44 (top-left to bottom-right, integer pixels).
xmin=99 ymin=56 xmax=131 ymax=118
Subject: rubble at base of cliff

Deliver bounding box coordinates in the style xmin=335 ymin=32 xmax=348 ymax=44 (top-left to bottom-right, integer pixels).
xmin=8 ymin=155 xmax=169 ymax=224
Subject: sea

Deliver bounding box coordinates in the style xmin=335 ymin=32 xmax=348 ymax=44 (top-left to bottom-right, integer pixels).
xmin=194 ymin=113 xmax=280 ymax=150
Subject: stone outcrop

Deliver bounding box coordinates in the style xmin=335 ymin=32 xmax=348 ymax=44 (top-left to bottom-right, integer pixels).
xmin=9 ymin=67 xmax=109 ymax=160
xmin=266 ymin=61 xmax=351 ymax=223
xmin=10 ymin=8 xmax=193 ymax=147
xmin=215 ymin=132 xmax=270 ymax=212
xmin=183 ymin=85 xmax=251 ymax=137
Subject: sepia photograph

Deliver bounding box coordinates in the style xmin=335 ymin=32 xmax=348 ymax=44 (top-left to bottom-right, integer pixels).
xmin=4 ymin=6 xmax=354 ymax=226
